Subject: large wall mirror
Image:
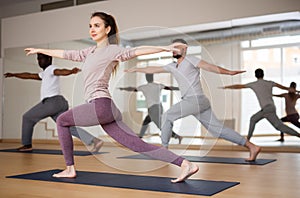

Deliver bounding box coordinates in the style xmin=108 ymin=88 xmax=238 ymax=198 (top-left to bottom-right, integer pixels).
xmin=3 ymin=18 xmax=300 ymax=146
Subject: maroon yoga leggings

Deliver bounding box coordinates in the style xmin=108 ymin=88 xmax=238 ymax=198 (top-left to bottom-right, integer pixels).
xmin=56 ymin=97 xmax=184 ymax=166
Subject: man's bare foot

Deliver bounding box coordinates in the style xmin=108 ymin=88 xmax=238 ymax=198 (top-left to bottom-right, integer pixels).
xmin=91 ymin=138 xmax=104 ymax=153
xmin=53 ymin=165 xmax=76 ymax=178
xmin=171 ymin=160 xmax=199 ymax=183
xmin=245 ymin=141 xmax=261 ymax=162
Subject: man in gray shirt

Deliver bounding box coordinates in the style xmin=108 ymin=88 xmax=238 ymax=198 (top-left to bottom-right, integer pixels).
xmin=126 ymin=38 xmax=261 ymax=161
xmin=223 ymin=68 xmax=300 ymax=140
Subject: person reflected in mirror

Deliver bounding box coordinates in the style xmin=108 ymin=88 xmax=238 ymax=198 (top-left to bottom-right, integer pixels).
xmin=119 ymin=73 xmax=182 ymax=143
xmin=273 ymin=82 xmax=300 ymax=142
xmin=223 ymin=69 xmax=300 ymax=141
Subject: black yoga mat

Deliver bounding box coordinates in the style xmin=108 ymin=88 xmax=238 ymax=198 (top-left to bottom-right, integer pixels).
xmin=118 ymin=154 xmax=276 ymax=165
xmin=0 ymin=149 xmax=107 ymax=156
xmin=7 ymin=169 xmax=239 ymax=196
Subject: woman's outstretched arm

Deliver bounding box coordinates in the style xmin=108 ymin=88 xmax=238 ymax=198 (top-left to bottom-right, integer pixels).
xmin=125 ymin=66 xmax=167 ymax=74
xmin=133 ymin=43 xmax=186 ymax=57
xmin=25 ymin=48 xmax=64 ymax=59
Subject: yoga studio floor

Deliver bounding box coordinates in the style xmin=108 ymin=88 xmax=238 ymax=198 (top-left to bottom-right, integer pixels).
xmin=0 ymin=137 xmax=299 ymax=198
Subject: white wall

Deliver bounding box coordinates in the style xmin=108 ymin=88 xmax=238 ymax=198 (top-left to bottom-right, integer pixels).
xmin=2 ymin=0 xmax=300 ymax=50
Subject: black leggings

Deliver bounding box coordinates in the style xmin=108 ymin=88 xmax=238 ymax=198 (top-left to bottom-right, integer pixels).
xmin=280 ymin=113 xmax=300 ymax=137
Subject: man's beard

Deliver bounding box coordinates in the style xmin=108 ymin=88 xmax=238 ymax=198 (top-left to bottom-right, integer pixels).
xmin=173 ymin=54 xmax=182 ymax=59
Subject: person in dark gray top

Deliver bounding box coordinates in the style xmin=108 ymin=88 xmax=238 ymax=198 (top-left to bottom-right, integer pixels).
xmin=223 ymin=68 xmax=300 ymax=140
xmin=119 ymin=73 xmax=182 ymax=143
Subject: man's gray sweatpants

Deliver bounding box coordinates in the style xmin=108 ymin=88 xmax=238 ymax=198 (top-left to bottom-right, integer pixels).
xmin=161 ymin=95 xmax=246 ymax=147
xmin=21 ymin=95 xmax=96 ymax=145
xmin=248 ymin=104 xmax=300 ymax=140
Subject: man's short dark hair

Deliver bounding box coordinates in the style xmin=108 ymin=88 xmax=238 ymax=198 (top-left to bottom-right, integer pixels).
xmin=172 ymin=38 xmax=188 ymax=45
xmin=37 ymin=53 xmax=52 ymax=63
xmin=145 ymin=73 xmax=153 ymax=82
xmin=290 ymin=82 xmax=297 ymax=88
xmin=255 ymin=68 xmax=264 ymax=79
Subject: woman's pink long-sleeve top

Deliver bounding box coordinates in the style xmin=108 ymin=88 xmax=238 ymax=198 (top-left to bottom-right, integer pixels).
xmin=63 ymin=45 xmax=136 ymax=102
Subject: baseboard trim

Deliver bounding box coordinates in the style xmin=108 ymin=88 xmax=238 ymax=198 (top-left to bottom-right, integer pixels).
xmin=1 ymin=137 xmax=299 ymax=153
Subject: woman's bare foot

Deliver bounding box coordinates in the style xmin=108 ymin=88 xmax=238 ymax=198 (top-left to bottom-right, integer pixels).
xmin=171 ymin=160 xmax=199 ymax=183
xmin=245 ymin=141 xmax=261 ymax=161
xmin=53 ymin=165 xmax=76 ymax=178
xmin=91 ymin=138 xmax=104 ymax=153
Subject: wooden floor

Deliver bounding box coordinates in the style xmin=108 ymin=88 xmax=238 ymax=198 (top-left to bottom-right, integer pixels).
xmin=0 ymin=140 xmax=299 ymax=198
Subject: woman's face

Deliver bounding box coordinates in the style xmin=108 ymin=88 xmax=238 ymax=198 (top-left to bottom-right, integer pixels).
xmin=89 ymin=16 xmax=111 ymax=43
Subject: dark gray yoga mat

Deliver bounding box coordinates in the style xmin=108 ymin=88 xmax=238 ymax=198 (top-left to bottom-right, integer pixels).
xmin=118 ymin=154 xmax=276 ymax=165
xmin=7 ymin=169 xmax=239 ymax=196
xmin=0 ymin=148 xmax=107 ymax=156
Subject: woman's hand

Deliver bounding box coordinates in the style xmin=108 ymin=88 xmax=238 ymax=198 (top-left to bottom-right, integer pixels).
xmin=164 ymin=43 xmax=187 ymax=52
xmin=24 ymin=48 xmax=40 ymax=56
xmin=228 ymin=70 xmax=246 ymax=75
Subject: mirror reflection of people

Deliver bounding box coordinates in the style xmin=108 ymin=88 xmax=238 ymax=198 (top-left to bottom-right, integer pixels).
xmin=223 ymin=68 xmax=300 ymax=141
xmin=25 ymin=12 xmax=198 ymax=183
xmin=4 ymin=53 xmax=103 ymax=152
xmin=119 ymin=73 xmax=182 ymax=143
xmin=273 ymin=82 xmax=300 ymax=142
xmin=126 ymin=38 xmax=261 ymax=162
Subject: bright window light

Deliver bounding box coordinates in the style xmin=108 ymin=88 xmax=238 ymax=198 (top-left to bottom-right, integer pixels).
xmin=251 ymin=35 xmax=300 ymax=47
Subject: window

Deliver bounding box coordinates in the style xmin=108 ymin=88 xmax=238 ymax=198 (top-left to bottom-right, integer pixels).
xmin=240 ymin=35 xmax=300 ymax=135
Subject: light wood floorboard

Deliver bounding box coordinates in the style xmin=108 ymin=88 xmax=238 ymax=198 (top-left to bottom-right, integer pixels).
xmin=0 ymin=142 xmax=299 ymax=198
